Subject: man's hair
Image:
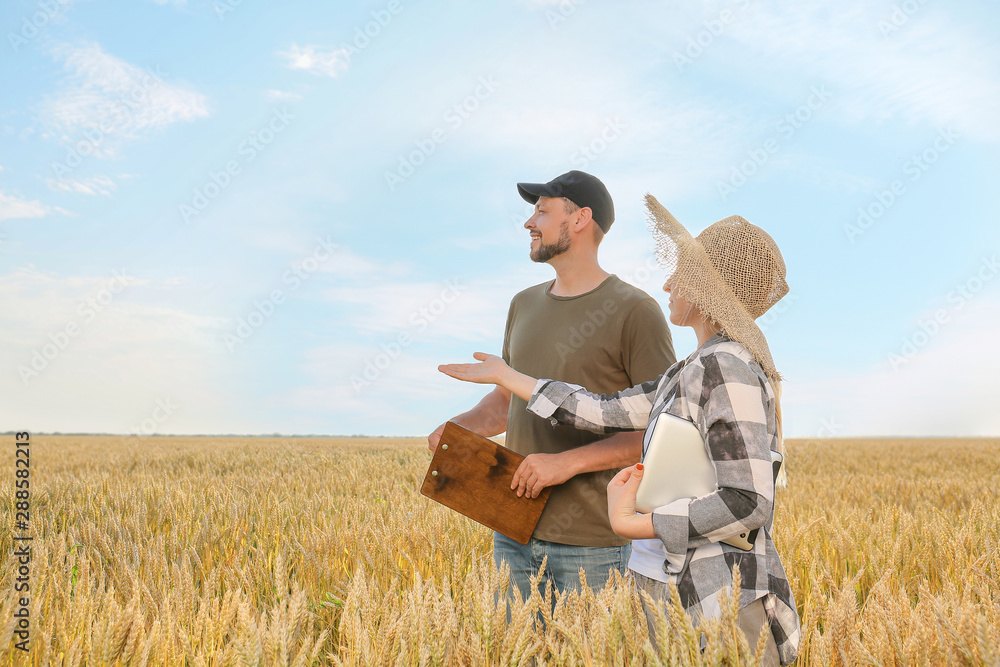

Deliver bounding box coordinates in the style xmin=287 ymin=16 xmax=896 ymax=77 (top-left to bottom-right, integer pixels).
xmin=592 ymin=222 xmax=605 ymax=245
xmin=561 ymin=197 xmax=580 ymax=216
xmin=562 ymin=197 xmax=604 ymax=245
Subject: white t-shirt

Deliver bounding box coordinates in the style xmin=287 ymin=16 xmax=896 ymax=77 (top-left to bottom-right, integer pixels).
xmin=628 ymin=538 xmax=674 ymax=582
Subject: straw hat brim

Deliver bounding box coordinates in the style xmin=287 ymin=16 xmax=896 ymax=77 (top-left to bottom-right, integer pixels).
xmin=644 ymin=193 xmax=786 ymax=382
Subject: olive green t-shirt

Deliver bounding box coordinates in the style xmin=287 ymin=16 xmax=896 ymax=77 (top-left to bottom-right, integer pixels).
xmin=501 ymin=274 xmax=676 ymax=546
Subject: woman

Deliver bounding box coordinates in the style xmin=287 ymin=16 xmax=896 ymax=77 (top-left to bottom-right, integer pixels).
xmin=438 ymin=194 xmax=800 ymax=665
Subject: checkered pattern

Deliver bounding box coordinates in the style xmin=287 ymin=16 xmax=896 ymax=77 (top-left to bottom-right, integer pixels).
xmin=526 ymin=334 xmax=800 ymax=665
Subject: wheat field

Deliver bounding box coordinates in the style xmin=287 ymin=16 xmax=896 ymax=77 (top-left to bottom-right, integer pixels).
xmin=1 ymin=434 xmax=998 ymax=666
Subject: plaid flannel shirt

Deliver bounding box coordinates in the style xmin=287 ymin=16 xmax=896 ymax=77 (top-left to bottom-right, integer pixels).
xmin=525 ymin=334 xmax=800 ymax=665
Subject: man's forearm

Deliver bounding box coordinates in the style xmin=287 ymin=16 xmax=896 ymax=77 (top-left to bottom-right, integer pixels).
xmin=451 ymin=387 xmax=511 ymax=437
xmin=563 ymin=431 xmax=643 ymax=476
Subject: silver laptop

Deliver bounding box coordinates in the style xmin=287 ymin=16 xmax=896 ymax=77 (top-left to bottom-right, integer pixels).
xmin=634 ymin=409 xmax=783 ymax=551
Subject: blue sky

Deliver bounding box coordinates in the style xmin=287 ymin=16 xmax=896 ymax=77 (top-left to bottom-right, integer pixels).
xmin=2 ymin=0 xmax=998 ymax=438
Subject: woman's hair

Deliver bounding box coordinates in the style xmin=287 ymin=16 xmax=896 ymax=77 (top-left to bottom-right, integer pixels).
xmin=773 ymin=380 xmax=788 ymax=488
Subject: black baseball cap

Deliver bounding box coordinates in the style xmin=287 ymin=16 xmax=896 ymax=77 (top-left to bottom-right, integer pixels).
xmin=517 ymin=170 xmax=615 ymax=232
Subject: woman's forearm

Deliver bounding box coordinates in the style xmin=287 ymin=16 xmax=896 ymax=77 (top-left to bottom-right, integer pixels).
xmin=498 ymin=366 xmax=538 ymax=403
xmin=525 ymin=377 xmax=661 ymax=433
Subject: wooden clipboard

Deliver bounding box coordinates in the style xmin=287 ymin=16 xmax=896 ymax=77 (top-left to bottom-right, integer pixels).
xmin=420 ymin=421 xmax=551 ymax=544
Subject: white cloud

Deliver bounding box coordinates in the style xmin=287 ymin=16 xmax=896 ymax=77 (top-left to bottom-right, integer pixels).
xmin=278 ymin=44 xmax=351 ymax=78
xmin=0 ymin=190 xmax=71 ymax=221
xmin=719 ymin=1 xmax=1000 ymax=142
xmin=40 ymin=42 xmax=210 ymax=157
xmin=46 ymin=174 xmax=117 ymax=196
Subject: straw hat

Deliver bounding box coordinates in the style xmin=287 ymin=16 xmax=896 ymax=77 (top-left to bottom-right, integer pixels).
xmin=644 ymin=193 xmax=788 ymax=382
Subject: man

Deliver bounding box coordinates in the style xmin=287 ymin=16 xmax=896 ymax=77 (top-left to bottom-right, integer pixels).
xmin=429 ymin=170 xmax=676 ymax=608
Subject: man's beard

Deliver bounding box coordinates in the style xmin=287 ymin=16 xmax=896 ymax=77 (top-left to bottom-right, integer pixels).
xmin=530 ymin=221 xmax=571 ymax=263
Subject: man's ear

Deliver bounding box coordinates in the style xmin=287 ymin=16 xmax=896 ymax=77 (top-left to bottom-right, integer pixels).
xmin=572 ymin=206 xmax=594 ymax=232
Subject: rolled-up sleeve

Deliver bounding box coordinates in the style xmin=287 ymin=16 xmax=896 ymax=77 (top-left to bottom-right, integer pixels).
xmin=525 ymin=376 xmax=661 ymax=434
xmin=650 ymin=498 xmax=690 ymax=574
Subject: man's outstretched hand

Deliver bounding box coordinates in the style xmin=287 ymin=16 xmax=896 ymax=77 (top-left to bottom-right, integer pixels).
xmin=439 ymin=353 xmax=538 ymax=403
xmin=438 ymin=352 xmax=508 ymax=385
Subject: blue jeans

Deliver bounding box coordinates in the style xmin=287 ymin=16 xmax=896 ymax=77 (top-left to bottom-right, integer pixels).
xmin=493 ymin=532 xmax=631 ymax=622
